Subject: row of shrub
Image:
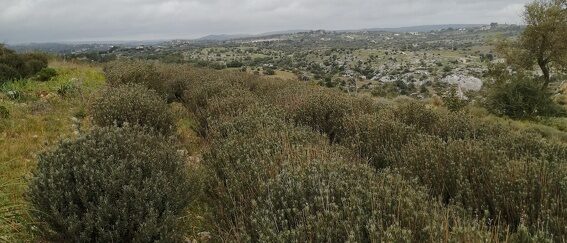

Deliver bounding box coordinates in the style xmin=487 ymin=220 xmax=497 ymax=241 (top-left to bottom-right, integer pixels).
xmin=248 ymin=79 xmax=565 ymax=239
xmin=31 ymin=60 xmax=565 ymax=241
xmin=175 ymin=62 xmax=565 ymax=240
xmin=248 ymin=79 xmax=567 ymax=241
xmin=0 ymin=45 xmax=55 ymax=83
xmin=142 ymin=60 xmax=564 ymax=241
xmin=176 ymin=74 xmax=504 ymax=241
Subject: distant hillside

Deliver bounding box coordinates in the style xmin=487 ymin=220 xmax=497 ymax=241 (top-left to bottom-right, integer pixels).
xmin=195 ymin=25 xmax=486 ymax=42
xmin=8 ymin=24 xmax=494 ymax=50
xmin=352 ymin=24 xmax=485 ymax=33
xmin=197 ymin=30 xmax=309 ymax=41
xmin=259 ymin=29 xmax=310 ymax=36
xmin=197 ymin=34 xmax=255 ymax=41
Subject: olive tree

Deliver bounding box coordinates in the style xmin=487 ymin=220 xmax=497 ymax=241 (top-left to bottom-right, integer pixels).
xmin=497 ymin=0 xmax=567 ymax=90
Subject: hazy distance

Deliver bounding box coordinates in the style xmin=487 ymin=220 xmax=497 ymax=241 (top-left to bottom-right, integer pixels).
xmin=0 ymin=0 xmax=530 ymax=44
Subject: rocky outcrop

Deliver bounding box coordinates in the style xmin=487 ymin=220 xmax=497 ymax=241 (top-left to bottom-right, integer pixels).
xmin=441 ymin=75 xmax=483 ymax=91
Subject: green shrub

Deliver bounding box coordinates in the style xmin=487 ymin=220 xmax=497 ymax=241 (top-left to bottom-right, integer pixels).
xmin=393 ymin=98 xmax=440 ymax=132
xmin=226 ymin=60 xmax=243 ymax=68
xmin=91 ymin=84 xmax=175 ymax=135
xmin=182 ymin=79 xmax=248 ymax=137
xmin=206 ymin=89 xmax=258 ymax=121
xmin=35 ymin=67 xmax=57 ymax=81
xmin=429 ymin=110 xmax=506 ymax=141
xmin=251 ymin=162 xmax=494 ymax=242
xmin=252 ymin=79 xmax=308 ymax=114
xmin=20 ymin=53 xmax=48 ymax=68
xmin=56 ymin=82 xmax=78 ymax=97
xmin=203 ymin=108 xmax=340 ymax=241
xmin=199 ymin=89 xmax=258 ymax=135
xmin=337 ymin=112 xmax=416 ymax=169
xmin=488 ymin=129 xmax=567 ymax=162
xmin=104 ymin=60 xmax=163 ymax=90
xmin=104 ymin=60 xmax=197 ymax=102
xmin=396 ymin=135 xmax=567 ymax=240
xmin=207 ymin=105 xmax=287 ymax=140
xmin=0 ymin=64 xmax=20 ymax=83
xmin=28 ymin=126 xmax=193 ymax=242
xmin=292 ymin=90 xmax=352 ymax=142
xmin=100 ymin=61 xmax=565 ymax=240
xmin=263 ymin=68 xmax=275 ymax=75
xmin=24 ymin=60 xmax=48 ymax=77
xmin=201 ymin=103 xmax=494 ymax=242
xmin=0 ymin=46 xmax=48 ymax=81
xmin=263 ymin=86 xmax=376 ymax=143
xmin=0 ymin=105 xmax=8 ymax=119
xmin=484 ymin=72 xmax=562 ymax=118
xmin=371 ymin=82 xmax=402 ymax=98
xmin=442 ymin=87 xmax=469 ymax=112
xmin=397 ymin=136 xmax=503 ymax=206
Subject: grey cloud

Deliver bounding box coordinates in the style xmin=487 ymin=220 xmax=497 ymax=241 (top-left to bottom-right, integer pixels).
xmin=0 ymin=0 xmax=530 ymax=43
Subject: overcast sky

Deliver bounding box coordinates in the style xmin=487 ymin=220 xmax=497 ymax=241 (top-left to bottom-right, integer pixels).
xmin=1 ymin=0 xmax=531 ymax=44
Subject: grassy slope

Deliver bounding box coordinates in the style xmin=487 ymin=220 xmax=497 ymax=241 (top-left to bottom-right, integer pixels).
xmin=0 ymin=60 xmax=204 ymax=241
xmin=0 ymin=61 xmax=105 ymax=241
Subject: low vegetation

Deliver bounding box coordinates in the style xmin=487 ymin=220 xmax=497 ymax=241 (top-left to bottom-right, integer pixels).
xmin=2 ymin=49 xmax=567 ymax=242
xmin=91 ymin=83 xmax=175 ymax=135
xmin=1 ymin=1 xmax=566 ymax=241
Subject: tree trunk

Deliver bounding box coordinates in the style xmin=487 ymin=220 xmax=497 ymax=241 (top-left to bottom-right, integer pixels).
xmin=538 ymin=58 xmax=551 ymax=91
xmin=537 ymin=33 xmax=551 ymax=91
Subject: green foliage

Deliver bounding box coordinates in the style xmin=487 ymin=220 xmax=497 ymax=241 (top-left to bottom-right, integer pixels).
xmin=226 ymin=68 xmax=565 ymax=239
xmin=226 ymin=60 xmax=244 ymax=68
xmin=252 ymin=163 xmax=456 ymax=242
xmin=428 ymin=110 xmax=505 ymax=141
xmin=5 ymin=90 xmax=22 ymax=100
xmin=91 ymin=84 xmax=175 ymax=135
xmin=0 ymin=45 xmax=48 ymax=82
xmin=35 ymin=68 xmax=57 ymax=82
xmin=81 ymin=61 xmax=567 ymax=241
xmin=371 ymin=82 xmax=400 ymax=97
xmin=103 ymin=60 xmax=162 ymax=88
xmin=56 ymin=82 xmax=78 ymax=97
xmin=203 ymin=89 xmax=259 ymax=136
xmin=393 ymin=98 xmax=440 ymax=132
xmin=398 ymin=136 xmax=504 ymax=206
xmin=182 ymin=78 xmax=252 ymax=137
xmin=496 ymin=0 xmax=567 ymax=89
xmin=202 ymin=106 xmax=329 ymax=235
xmin=484 ymin=71 xmax=562 ymax=118
xmin=0 ymin=64 xmax=21 ymax=83
xmin=0 ymin=105 xmax=9 ymax=119
xmin=25 ymin=60 xmax=48 ymax=77
xmin=396 ymin=134 xmax=567 ymax=239
xmin=103 ymin=60 xmax=191 ymax=102
xmin=201 ymin=106 xmax=480 ymax=242
xmin=292 ymin=90 xmax=353 ymax=142
xmin=442 ymin=87 xmax=469 ymax=112
xmin=27 ymin=126 xmax=193 ymax=242
xmin=258 ymin=84 xmax=376 ymax=142
xmin=337 ymin=112 xmax=416 ymax=169
xmin=263 ymin=68 xmax=275 ymax=75
xmin=174 ymin=68 xmax=497 ymax=241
